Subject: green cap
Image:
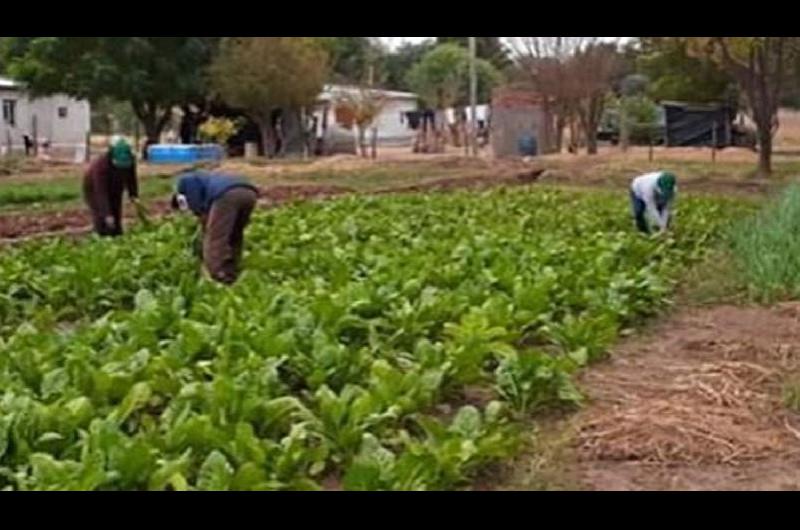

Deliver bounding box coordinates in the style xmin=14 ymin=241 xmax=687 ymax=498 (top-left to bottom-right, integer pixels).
xmin=110 ymin=138 xmax=134 ymax=169
xmin=657 ymin=172 xmax=676 ymax=201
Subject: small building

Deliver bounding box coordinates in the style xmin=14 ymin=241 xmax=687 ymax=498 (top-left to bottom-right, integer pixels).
xmin=490 ymin=87 xmax=556 ymax=158
xmin=0 ymin=76 xmax=91 ymax=159
xmin=312 ymin=85 xmax=419 ymax=154
xmin=662 ymin=101 xmax=753 ymax=148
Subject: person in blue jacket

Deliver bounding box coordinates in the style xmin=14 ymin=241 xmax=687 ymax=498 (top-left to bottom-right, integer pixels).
xmin=171 ymin=170 xmax=259 ymax=284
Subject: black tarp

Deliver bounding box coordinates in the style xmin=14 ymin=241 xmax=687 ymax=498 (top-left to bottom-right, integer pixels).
xmin=663 ymin=102 xmax=735 ymax=147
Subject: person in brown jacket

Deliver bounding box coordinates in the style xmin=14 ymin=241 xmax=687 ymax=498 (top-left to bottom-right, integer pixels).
xmin=171 ymin=170 xmax=259 ymax=284
xmin=83 ymin=137 xmax=139 ymax=236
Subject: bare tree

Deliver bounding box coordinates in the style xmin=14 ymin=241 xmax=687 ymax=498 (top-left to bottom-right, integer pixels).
xmin=568 ymin=43 xmax=622 ymax=155
xmin=508 ymin=38 xmax=589 ymax=153
xmin=690 ymin=37 xmax=797 ymax=176
xmin=334 ymin=87 xmax=387 ymax=158
xmin=508 ymin=37 xmax=621 ymax=155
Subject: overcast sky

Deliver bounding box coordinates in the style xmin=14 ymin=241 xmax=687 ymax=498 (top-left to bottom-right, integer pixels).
xmin=377 ymin=37 xmax=630 ymax=50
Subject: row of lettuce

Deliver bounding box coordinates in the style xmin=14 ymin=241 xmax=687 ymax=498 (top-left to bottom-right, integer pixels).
xmin=0 ymin=187 xmax=746 ymax=490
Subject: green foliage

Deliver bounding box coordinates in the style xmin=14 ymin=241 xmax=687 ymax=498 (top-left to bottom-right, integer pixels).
xmin=2 ymin=37 xmax=217 ymax=141
xmin=605 ymin=95 xmax=663 ymax=144
xmin=197 ymin=117 xmax=242 ymax=146
xmin=210 ymin=38 xmax=328 ymax=124
xmin=636 ymin=37 xmax=735 ymax=103
xmin=321 ymin=37 xmax=386 ymax=86
xmin=0 ymin=177 xmax=175 ymax=212
xmin=407 ymin=44 xmax=503 ymax=108
xmin=383 ymin=41 xmax=436 ymax=92
xmin=436 ymin=38 xmax=512 ymax=71
xmin=729 ymin=184 xmax=800 ymax=300
xmin=0 ymin=187 xmax=742 ymax=490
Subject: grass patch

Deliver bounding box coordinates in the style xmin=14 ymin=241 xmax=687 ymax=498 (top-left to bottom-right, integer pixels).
xmin=0 ymin=175 xmax=175 ymax=211
xmin=729 ymin=184 xmax=800 ymax=301
xmin=677 ymin=248 xmax=749 ymax=306
xmin=783 ymin=378 xmax=800 ymax=412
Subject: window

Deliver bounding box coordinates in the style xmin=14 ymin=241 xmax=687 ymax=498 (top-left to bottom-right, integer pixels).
xmin=58 ymin=106 xmax=68 ymax=119
xmin=2 ymin=99 xmax=16 ymax=127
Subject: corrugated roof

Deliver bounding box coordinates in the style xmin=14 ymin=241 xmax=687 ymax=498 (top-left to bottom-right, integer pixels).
xmin=319 ymin=84 xmax=417 ymax=102
xmin=0 ymin=76 xmax=21 ymax=89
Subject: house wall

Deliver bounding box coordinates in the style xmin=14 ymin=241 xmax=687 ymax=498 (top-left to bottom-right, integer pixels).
xmin=491 ymin=105 xmax=551 ymax=157
xmin=0 ymin=87 xmax=90 ymax=157
xmin=490 ymin=88 xmax=555 ymax=158
xmin=372 ymin=98 xmax=417 ymax=144
xmin=318 ymin=96 xmax=418 ymax=154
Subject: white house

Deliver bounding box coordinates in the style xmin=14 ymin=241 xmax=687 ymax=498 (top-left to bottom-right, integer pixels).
xmin=0 ymin=76 xmax=91 ymax=159
xmin=312 ymin=84 xmax=418 ymax=153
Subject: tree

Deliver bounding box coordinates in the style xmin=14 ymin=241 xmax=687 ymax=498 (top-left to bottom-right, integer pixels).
xmin=322 ymin=37 xmax=387 ymax=86
xmin=407 ymin=43 xmax=502 ymax=109
xmin=3 ymin=37 xmax=217 ymax=156
xmin=408 ymin=43 xmax=502 ymax=151
xmin=508 ymin=37 xmax=586 ymax=153
xmin=569 ymin=43 xmax=623 ymax=154
xmin=91 ymin=97 xmax=139 ymax=136
xmin=209 ymin=37 xmax=329 ymax=157
xmin=436 ymin=37 xmax=512 ymax=71
xmin=384 ymin=40 xmax=436 ymax=91
xmin=509 ymin=38 xmax=621 ymax=154
xmin=689 ymin=37 xmax=798 ymax=176
xmin=636 ymin=37 xmax=734 ymax=103
xmin=333 ymin=87 xmax=387 ymax=157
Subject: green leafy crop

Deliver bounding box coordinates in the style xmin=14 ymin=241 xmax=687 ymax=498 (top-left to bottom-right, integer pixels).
xmin=0 ymin=186 xmax=742 ymax=490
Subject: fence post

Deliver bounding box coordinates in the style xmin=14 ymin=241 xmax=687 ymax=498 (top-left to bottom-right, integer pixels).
xmin=711 ymin=120 xmax=717 ymax=164
xmin=32 ymin=114 xmax=38 ymax=157
xmin=85 ymin=131 xmax=91 ymax=163
xmin=5 ymin=130 xmax=11 ymax=157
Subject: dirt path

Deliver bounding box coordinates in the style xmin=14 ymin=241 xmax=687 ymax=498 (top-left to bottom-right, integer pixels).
xmin=549 ymin=303 xmax=800 ymax=490
xmin=0 ymin=169 xmax=544 ymax=244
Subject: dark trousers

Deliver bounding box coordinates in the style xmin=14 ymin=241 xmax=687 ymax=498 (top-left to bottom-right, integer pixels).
xmin=85 ymin=185 xmax=123 ymax=237
xmin=630 ymin=190 xmax=649 ymax=233
xmin=203 ymin=187 xmax=258 ymax=284
xmin=630 ymin=190 xmax=667 ymax=234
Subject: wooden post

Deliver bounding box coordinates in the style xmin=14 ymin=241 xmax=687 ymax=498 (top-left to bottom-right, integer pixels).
xmin=32 ymin=114 xmax=38 ymax=157
xmin=463 ymin=113 xmax=469 ymax=156
xmin=468 ymin=37 xmax=477 ymax=157
xmin=620 ymin=99 xmax=629 ymax=153
xmin=301 ymin=107 xmax=309 ymax=160
xmin=648 ymin=126 xmax=654 ymax=162
xmin=5 ymin=130 xmax=11 ymax=157
xmin=370 ymin=126 xmax=377 ymax=159
xmin=711 ymin=120 xmax=717 ymax=164
xmin=85 ymin=131 xmax=91 ymax=163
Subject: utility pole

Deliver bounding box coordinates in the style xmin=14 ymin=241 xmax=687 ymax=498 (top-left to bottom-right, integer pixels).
xmin=469 ymin=37 xmax=477 ymax=157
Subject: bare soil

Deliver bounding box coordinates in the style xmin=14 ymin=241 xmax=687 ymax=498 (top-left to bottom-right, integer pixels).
xmin=0 ymin=166 xmax=544 ymax=243
xmin=566 ymin=303 xmax=800 ymax=490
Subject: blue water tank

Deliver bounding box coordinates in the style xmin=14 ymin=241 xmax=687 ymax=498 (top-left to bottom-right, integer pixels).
xmin=518 ymin=133 xmax=538 ymax=157
xmin=147 ymin=144 xmax=224 ymax=164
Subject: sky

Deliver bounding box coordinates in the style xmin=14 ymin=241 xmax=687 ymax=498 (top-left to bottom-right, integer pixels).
xmin=378 ymin=37 xmax=433 ymax=50
xmin=377 ymin=37 xmax=630 ymax=50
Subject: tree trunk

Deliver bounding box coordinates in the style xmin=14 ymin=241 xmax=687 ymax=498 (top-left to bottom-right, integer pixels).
xmin=555 ymin=111 xmax=566 ymax=153
xmin=357 ymin=126 xmax=367 ymax=157
xmin=256 ymin=119 xmax=275 ymax=158
xmin=586 ymin=128 xmax=599 ymax=155
xmin=132 ymin=102 xmax=172 ymax=160
xmin=578 ymin=95 xmax=603 ymax=155
xmin=755 ymin=120 xmax=773 ymax=177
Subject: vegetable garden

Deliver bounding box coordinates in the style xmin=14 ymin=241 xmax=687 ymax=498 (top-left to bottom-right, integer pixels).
xmin=0 ymin=186 xmax=746 ymax=490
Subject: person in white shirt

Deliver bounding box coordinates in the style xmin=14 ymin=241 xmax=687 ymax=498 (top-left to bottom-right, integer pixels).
xmin=630 ymin=171 xmax=677 ymax=234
